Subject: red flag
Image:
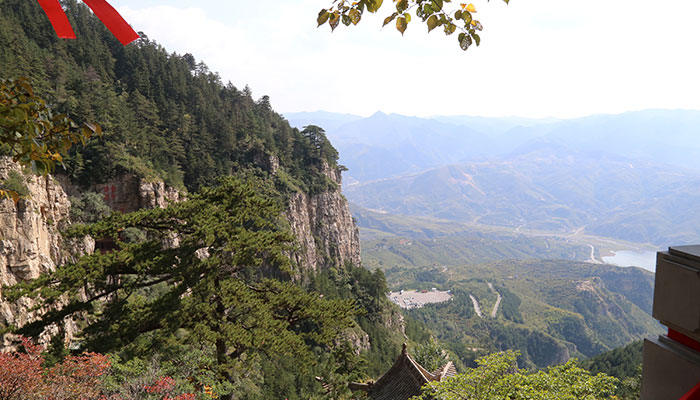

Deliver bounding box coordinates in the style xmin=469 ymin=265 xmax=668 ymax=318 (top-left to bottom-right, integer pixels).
xmin=680 ymin=382 xmax=700 ymax=400
xmin=82 ymin=0 xmax=140 ymax=45
xmin=36 ymin=0 xmax=76 ymax=39
xmin=36 ymin=0 xmax=139 ymax=45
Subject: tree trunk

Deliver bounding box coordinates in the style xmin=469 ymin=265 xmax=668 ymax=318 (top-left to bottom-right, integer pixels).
xmin=214 ymin=276 xmax=235 ymax=400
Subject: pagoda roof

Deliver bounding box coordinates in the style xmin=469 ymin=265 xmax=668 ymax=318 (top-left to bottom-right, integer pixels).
xmin=353 ymin=343 xmax=456 ymax=400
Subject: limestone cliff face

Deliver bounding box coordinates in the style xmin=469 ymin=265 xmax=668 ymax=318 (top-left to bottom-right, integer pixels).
xmin=87 ymin=165 xmax=361 ymax=273
xmin=0 ymin=157 xmax=90 ymax=332
xmin=0 ymin=162 xmax=183 ymax=333
xmin=93 ymin=174 xmax=183 ymax=213
xmin=0 ymin=156 xmax=366 ymax=343
xmin=285 ymin=163 xmax=361 ymax=273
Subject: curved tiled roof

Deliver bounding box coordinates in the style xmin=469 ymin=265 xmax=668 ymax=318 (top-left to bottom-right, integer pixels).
xmin=359 ymin=343 xmax=456 ymax=400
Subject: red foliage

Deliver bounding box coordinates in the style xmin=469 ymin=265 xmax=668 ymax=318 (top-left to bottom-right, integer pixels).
xmin=0 ymin=337 xmax=43 ymax=400
xmin=43 ymin=351 xmax=111 ymax=399
xmin=0 ymin=336 xmax=197 ymax=400
xmin=143 ymin=376 xmax=197 ymax=400
xmin=145 ymin=376 xmax=177 ymax=394
xmin=0 ymin=336 xmax=108 ymax=400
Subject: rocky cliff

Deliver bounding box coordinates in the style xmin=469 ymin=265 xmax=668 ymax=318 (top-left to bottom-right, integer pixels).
xmin=0 ymin=156 xmax=363 ymax=333
xmin=0 ymin=157 xmax=89 ymax=335
xmin=286 ymin=163 xmax=361 ymax=273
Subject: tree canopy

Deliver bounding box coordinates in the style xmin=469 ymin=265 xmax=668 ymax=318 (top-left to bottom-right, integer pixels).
xmin=412 ymin=350 xmax=618 ymax=400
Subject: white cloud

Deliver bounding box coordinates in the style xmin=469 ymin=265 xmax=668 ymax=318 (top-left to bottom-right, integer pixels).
xmin=116 ymin=0 xmax=700 ymax=118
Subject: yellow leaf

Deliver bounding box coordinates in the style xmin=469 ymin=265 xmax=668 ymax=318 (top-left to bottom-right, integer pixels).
xmin=471 ymin=19 xmax=477 ymax=26
xmin=10 ymin=191 xmax=19 ymax=204
xmin=466 ymin=3 xmax=476 ymax=12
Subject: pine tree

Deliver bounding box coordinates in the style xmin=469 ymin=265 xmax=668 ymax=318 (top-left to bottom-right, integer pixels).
xmin=5 ymin=176 xmax=357 ymax=398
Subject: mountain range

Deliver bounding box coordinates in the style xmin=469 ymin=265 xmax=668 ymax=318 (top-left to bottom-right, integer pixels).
xmin=285 ymin=109 xmax=700 ymax=184
xmin=288 ymin=110 xmax=700 ymax=245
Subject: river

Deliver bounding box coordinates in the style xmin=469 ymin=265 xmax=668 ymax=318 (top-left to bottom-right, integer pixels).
xmin=601 ymin=250 xmax=659 ymax=272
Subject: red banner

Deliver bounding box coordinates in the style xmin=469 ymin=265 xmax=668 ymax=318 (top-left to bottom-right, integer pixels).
xmin=36 ymin=0 xmax=139 ymax=45
xmin=36 ymin=0 xmax=76 ymax=39
xmin=668 ymin=328 xmax=700 ymax=354
xmin=680 ymin=382 xmax=700 ymax=400
xmin=81 ymin=0 xmax=139 ymax=45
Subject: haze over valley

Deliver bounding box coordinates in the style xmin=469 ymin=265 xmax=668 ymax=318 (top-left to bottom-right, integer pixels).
xmin=288 ymin=109 xmax=700 ymax=258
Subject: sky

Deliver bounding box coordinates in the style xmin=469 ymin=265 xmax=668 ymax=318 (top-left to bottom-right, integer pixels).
xmin=109 ymin=0 xmax=700 ymax=118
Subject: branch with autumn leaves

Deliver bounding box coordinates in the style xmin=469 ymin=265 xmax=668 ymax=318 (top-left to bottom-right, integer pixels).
xmin=319 ymin=0 xmax=511 ymax=50
xmin=0 ymin=77 xmax=100 ymax=203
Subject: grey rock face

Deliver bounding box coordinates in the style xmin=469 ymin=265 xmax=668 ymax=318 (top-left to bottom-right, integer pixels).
xmin=0 ymin=156 xmax=368 ymax=347
xmin=285 ymin=162 xmax=361 ymax=273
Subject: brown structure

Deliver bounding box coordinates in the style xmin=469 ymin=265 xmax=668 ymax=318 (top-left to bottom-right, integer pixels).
xmin=350 ymin=344 xmax=457 ymax=400
xmin=641 ymin=245 xmax=700 ymax=399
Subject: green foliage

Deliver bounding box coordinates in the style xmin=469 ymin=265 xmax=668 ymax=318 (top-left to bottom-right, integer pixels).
xmin=582 ymin=341 xmax=643 ymax=399
xmin=404 ymin=315 xmax=432 ymax=343
xmin=413 ymin=337 xmax=448 ymax=372
xmin=0 ymin=170 xmax=28 ymax=198
xmin=101 ymin=353 xmax=205 ymax=399
xmin=583 ymin=340 xmax=642 ymax=380
xmin=318 ymin=0 xmax=504 ymax=50
xmin=0 ymin=77 xmax=99 ymax=173
xmin=0 ymin=77 xmax=98 ymax=201
xmin=413 ymin=350 xmax=619 ymax=400
xmin=5 ymin=176 xmax=358 ymax=396
xmin=300 ymin=125 xmax=339 ymax=167
xmin=309 ymin=263 xmax=405 ymax=376
xmin=497 ymin=285 xmax=523 ymax=323
xmin=0 ymin=0 xmax=341 ymax=196
xmin=69 ymin=191 xmax=111 ymax=223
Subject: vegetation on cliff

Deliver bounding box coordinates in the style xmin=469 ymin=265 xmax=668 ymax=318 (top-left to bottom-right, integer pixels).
xmin=0 ymin=0 xmax=339 ymax=194
xmin=0 ymin=1 xmax=405 ymax=398
xmin=0 ymin=1 xmax=648 ymax=398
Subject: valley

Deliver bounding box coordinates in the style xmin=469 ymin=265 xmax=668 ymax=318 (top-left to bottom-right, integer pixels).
xmin=0 ymin=0 xmax=694 ymax=398
xmin=286 ymin=110 xmax=688 ymax=377
xmin=353 ymin=202 xmax=664 ymax=371
xmin=353 ymin=204 xmax=659 ymax=270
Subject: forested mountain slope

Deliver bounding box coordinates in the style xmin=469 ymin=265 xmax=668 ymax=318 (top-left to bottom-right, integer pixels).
xmin=0 ymin=1 xmax=408 ymax=398
xmin=1 ymin=0 xmax=337 ymax=194
xmin=385 ymin=259 xmax=661 ymax=370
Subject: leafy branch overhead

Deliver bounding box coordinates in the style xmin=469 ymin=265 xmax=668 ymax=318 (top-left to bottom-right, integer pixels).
xmin=0 ymin=77 xmax=100 ymax=202
xmin=318 ymin=0 xmax=511 ymax=51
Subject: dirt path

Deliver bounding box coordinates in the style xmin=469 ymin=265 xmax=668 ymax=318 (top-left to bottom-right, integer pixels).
xmin=586 ymin=244 xmax=602 ymax=264
xmin=469 ymin=294 xmax=483 ymax=318
xmin=487 ymin=282 xmax=502 ymax=318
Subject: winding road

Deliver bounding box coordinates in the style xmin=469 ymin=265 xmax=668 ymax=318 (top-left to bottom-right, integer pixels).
xmin=586 ymin=244 xmax=602 ymax=264
xmin=469 ymin=294 xmax=483 ymax=318
xmin=487 ymin=282 xmax=502 ymax=318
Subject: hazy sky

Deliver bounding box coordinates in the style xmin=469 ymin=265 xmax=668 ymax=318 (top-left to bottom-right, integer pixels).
xmin=112 ymin=1 xmax=700 ymax=118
